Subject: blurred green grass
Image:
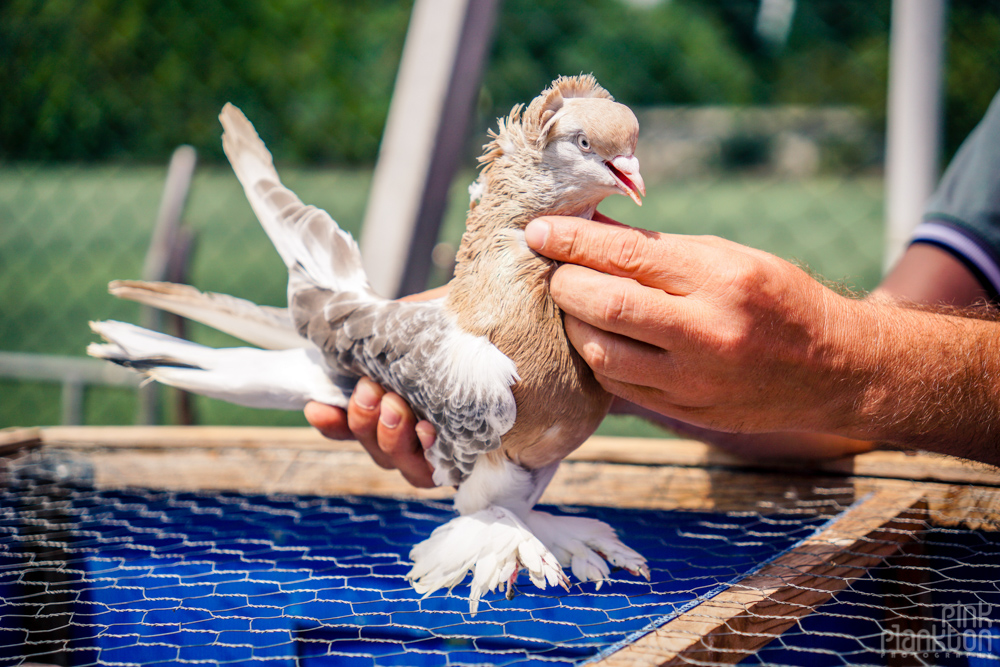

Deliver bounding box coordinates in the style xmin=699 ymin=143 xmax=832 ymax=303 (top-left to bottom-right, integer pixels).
xmin=0 ymin=163 xmax=883 ymax=434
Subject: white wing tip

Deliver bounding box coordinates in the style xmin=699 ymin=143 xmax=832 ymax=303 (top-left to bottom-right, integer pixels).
xmin=86 ymin=342 xmax=117 ymax=360
xmin=219 ymin=102 xmax=249 ymax=132
xmin=219 ymin=102 xmax=275 ymax=175
xmin=88 ymin=319 xmax=111 ymax=337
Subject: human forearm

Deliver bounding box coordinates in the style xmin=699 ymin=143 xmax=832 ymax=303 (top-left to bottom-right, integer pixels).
xmin=611 ymin=397 xmax=874 ymax=460
xmin=845 ymin=296 xmax=1000 ymax=460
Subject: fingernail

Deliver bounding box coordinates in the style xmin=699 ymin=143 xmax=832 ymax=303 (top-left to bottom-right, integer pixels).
xmin=354 ymin=379 xmax=379 ymax=411
xmin=524 ymin=219 xmax=550 ymax=250
xmin=380 ymin=404 xmax=402 ymax=429
xmin=415 ymin=423 xmax=436 ymax=448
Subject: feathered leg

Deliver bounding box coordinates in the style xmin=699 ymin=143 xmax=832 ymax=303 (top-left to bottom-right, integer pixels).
xmin=406 ymin=456 xmax=647 ymax=614
xmin=523 ymin=510 xmax=650 ymax=588
xmin=407 ymin=505 xmax=568 ymax=615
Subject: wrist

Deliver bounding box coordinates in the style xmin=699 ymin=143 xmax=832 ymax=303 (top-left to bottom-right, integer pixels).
xmin=803 ymin=290 xmax=884 ymax=437
xmin=831 ymin=295 xmax=901 ymax=439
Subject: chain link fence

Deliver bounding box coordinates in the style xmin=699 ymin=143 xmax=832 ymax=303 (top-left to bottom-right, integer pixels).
xmin=2 ymin=0 xmax=999 ymax=428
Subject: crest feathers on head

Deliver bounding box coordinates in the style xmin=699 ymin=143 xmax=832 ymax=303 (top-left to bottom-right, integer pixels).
xmin=478 ymin=75 xmax=613 ymax=171
xmin=526 ymin=74 xmax=613 ymax=146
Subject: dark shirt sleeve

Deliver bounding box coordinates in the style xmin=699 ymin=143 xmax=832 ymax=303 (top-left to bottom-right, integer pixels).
xmin=911 ymin=91 xmax=1000 ymax=300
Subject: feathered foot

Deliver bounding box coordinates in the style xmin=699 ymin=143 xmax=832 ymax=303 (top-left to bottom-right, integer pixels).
xmin=407 ymin=506 xmax=569 ymax=615
xmin=523 ymin=510 xmax=650 ymax=589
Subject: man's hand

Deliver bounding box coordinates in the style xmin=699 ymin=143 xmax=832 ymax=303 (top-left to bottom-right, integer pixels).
xmin=525 ymin=215 xmax=867 ymax=436
xmin=304 ymin=382 xmax=437 ymax=488
xmin=526 ymin=215 xmax=1000 ymax=463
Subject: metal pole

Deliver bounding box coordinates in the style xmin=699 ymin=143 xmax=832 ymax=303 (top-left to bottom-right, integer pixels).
xmin=360 ymin=0 xmax=499 ymax=298
xmin=883 ymin=0 xmax=947 ymax=272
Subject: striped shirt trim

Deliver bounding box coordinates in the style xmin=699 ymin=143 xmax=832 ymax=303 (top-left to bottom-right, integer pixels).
xmin=911 ymin=221 xmax=1000 ymax=297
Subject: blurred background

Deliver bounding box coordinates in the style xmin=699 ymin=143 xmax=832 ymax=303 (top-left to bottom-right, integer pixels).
xmin=1 ymin=0 xmax=998 ymax=432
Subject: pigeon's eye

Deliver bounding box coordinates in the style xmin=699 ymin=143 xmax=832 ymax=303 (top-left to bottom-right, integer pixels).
xmin=576 ymin=134 xmax=591 ymax=152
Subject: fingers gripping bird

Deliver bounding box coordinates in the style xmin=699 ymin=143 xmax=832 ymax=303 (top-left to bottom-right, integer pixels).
xmin=89 ymin=75 xmax=650 ymax=614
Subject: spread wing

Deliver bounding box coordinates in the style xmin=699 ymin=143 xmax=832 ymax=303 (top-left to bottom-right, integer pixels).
xmin=222 ymin=104 xmax=517 ymax=485
xmin=294 ymin=288 xmax=519 ymax=487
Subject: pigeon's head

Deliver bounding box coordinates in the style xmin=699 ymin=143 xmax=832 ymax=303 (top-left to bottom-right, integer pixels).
xmin=530 ymin=85 xmax=645 ymax=209
xmin=479 ymin=75 xmax=645 ymax=214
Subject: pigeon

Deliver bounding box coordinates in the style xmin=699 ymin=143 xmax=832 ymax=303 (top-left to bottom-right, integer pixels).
xmin=89 ymin=75 xmax=650 ymax=613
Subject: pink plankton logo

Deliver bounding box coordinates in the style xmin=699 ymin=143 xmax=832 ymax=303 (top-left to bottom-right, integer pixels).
xmin=881 ymin=600 xmax=996 ymax=659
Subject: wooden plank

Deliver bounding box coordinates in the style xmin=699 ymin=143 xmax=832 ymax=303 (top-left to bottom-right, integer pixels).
xmin=826 ymin=450 xmax=1000 ymax=486
xmin=72 ymin=446 xmax=454 ymax=501
xmin=569 ymin=438 xmax=1000 ymax=487
xmin=40 ymin=425 xmax=348 ymax=451
xmin=25 ymin=427 xmax=855 ymax=515
xmin=596 ymin=488 xmax=927 ymax=666
xmin=38 ymin=447 xmax=856 ymax=516
xmin=139 ymin=144 xmax=198 ymax=426
xmin=0 ymin=427 xmax=42 ymax=455
xmin=25 ymin=427 xmax=865 ymax=518
xmin=36 ymin=426 xmax=1000 ymax=487
xmin=854 ymin=475 xmax=1000 ymax=532
xmin=27 ymin=427 xmax=1000 ymax=530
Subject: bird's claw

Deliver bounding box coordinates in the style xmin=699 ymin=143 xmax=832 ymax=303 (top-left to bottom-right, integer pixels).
xmin=524 ymin=510 xmax=649 ymax=590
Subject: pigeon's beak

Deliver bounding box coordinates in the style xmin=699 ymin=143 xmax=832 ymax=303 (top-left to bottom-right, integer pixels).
xmin=606 ymin=155 xmax=646 ymax=206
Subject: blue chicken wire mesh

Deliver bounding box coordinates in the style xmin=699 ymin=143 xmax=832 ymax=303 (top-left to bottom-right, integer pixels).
xmin=742 ymin=526 xmax=1000 ymax=667
xmin=0 ymin=453 xmax=841 ymax=666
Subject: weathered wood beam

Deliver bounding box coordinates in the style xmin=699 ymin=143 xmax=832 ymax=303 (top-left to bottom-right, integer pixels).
xmin=138 ymin=144 xmax=198 ymax=425
xmin=596 ymin=489 xmax=927 ymax=666
xmin=34 ymin=426 xmax=1000 ymax=487
xmin=11 ymin=427 xmax=997 ymax=531
xmin=360 ymin=0 xmax=499 ymax=297
xmin=0 ymin=427 xmax=42 ymax=455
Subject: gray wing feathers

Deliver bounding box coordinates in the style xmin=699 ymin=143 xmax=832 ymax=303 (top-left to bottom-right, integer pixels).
xmin=109 ymin=280 xmax=308 ymax=350
xmin=296 ymin=289 xmax=519 ymax=486
xmin=220 ymin=103 xmax=370 ymax=297
xmin=220 ymin=103 xmax=517 ymax=486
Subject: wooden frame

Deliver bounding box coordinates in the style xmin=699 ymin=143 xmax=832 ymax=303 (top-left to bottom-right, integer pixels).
xmin=3 ymin=426 xmax=999 ymax=664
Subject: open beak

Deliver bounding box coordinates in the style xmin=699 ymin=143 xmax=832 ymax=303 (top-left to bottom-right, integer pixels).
xmin=606 ymin=155 xmax=646 ymax=206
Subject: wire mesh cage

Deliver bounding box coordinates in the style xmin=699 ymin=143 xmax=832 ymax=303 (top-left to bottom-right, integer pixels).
xmin=0 ymin=463 xmax=825 ymax=664
xmin=2 ymin=428 xmax=1000 ymax=666
xmin=3 ymin=0 xmax=998 ymax=429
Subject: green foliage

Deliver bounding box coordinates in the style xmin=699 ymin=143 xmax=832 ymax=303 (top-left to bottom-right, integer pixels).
xmin=945 ymin=2 xmax=1000 ymax=157
xmin=2 ymin=0 xmax=996 ymax=165
xmin=482 ymin=0 xmax=756 ymax=111
xmin=0 ymin=0 xmax=410 ymax=162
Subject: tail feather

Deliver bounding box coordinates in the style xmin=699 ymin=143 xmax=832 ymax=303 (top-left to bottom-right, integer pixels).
xmin=88 ymin=320 xmax=351 ymax=410
xmin=219 ymin=103 xmax=373 ymax=297
xmin=109 ymin=280 xmax=307 ymax=350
